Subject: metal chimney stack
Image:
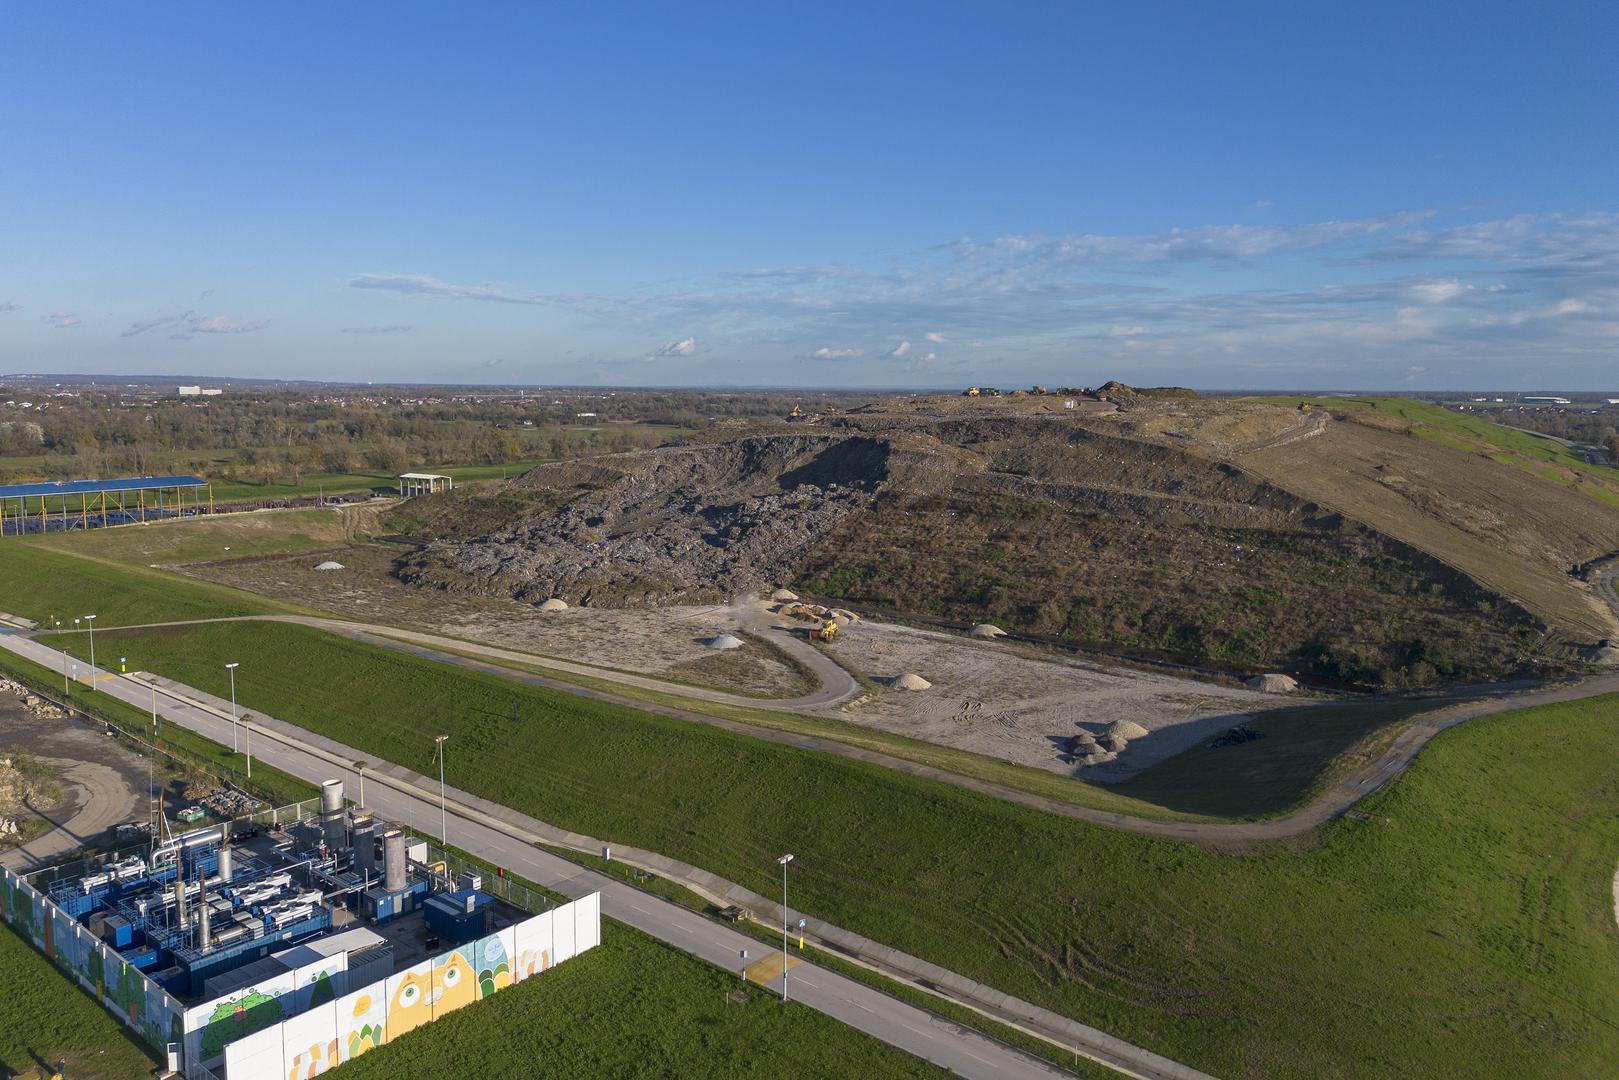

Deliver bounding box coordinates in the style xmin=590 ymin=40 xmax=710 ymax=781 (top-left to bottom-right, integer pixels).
xmin=217 ymin=844 xmax=234 ymax=884
xmin=174 ymin=876 xmax=187 ymax=929
xmin=320 ymin=779 xmax=346 ymax=851
xmin=351 ymin=815 xmax=376 ymax=874
xmin=196 ymin=872 xmax=211 ymax=952
xmin=382 ymin=829 xmax=406 ymax=893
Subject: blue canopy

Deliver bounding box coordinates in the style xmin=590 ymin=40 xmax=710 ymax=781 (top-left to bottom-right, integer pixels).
xmin=0 ymin=475 xmax=206 ymax=499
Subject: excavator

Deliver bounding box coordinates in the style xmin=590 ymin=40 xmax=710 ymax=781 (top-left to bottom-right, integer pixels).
xmin=812 ymin=619 xmax=839 ymax=643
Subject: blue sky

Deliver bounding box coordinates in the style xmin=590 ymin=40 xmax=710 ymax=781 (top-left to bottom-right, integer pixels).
xmin=2 ymin=2 xmax=1615 ymax=388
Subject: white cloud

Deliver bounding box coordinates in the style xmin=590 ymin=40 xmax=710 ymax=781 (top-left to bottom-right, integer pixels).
xmin=918 ymin=351 xmax=940 ymax=363
xmin=347 ymin=272 xmax=548 ymax=305
xmin=925 ymin=332 xmax=947 ymax=343
xmin=886 ymin=340 xmax=912 ymax=358
xmin=1409 ymin=279 xmax=1469 ymax=304
xmin=1548 ymin=298 xmax=1589 ymax=317
xmin=1109 ymin=326 xmax=1149 ymax=336
xmin=42 ymin=312 xmax=81 ymax=329
xmin=121 ymin=310 xmax=268 ymax=338
xmin=341 ymin=324 xmax=413 ymax=334
xmin=190 ymin=314 xmax=267 ymax=334
xmin=647 ymin=337 xmax=697 ymax=358
xmin=811 ymin=346 xmax=862 ymax=360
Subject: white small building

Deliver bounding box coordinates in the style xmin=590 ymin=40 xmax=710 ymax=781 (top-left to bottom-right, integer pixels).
xmin=398 ymin=472 xmax=453 ymax=497
xmin=178 ymin=386 xmax=223 ymax=396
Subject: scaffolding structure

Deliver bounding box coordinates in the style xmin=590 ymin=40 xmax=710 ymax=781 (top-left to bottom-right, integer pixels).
xmin=0 ymin=475 xmax=212 ymax=537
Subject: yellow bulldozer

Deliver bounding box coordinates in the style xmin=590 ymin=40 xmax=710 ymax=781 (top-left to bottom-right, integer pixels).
xmin=812 ymin=619 xmax=839 ymax=643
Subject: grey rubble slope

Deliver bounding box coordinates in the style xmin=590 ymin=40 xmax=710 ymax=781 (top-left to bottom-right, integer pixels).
xmin=390 ymin=397 xmax=1615 ymax=686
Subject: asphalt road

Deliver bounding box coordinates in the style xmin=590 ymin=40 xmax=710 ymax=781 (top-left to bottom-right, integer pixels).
xmin=0 ymin=633 xmax=1143 ymax=1080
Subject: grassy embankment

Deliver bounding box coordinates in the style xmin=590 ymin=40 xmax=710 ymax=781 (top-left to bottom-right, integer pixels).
xmin=43 ymin=615 xmax=1619 ymax=1080
xmin=0 ymin=923 xmax=158 ymax=1080
xmin=1262 ymin=396 xmax=1619 ymax=507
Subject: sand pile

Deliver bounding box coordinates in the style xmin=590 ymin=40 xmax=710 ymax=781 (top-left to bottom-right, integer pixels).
xmin=314 ymin=561 xmax=346 ymax=571
xmin=705 ymin=634 xmax=744 ymax=650
xmin=891 ymin=673 xmax=932 ymax=691
xmin=538 ymin=598 xmax=569 ymax=612
xmin=771 ymin=589 xmax=799 ymax=601
xmin=1245 ymin=673 xmax=1299 ymax=693
xmin=1105 ymin=719 xmax=1150 ymax=741
xmin=969 ymin=624 xmax=1008 ymax=639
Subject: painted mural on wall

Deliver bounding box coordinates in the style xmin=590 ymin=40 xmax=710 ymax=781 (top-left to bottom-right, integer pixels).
xmin=0 ymin=867 xmax=184 ymax=1056
xmin=224 ymin=893 xmax=602 ymax=1080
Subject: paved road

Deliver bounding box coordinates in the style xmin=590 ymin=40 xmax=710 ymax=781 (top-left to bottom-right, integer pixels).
xmin=0 ymin=758 xmax=136 ymax=870
xmin=0 ymin=634 xmax=1201 ymax=1080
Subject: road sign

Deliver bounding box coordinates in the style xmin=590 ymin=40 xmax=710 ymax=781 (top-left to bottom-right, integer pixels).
xmin=797 ymin=918 xmax=807 ymax=928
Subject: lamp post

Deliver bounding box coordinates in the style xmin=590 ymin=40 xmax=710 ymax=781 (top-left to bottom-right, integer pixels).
xmin=225 ymin=662 xmax=240 ymax=753
xmin=776 ymin=853 xmax=794 ymax=1003
xmin=82 ymin=615 xmax=96 ymax=688
xmin=434 ymin=735 xmax=449 ymax=844
xmin=242 ymin=716 xmax=252 ymax=779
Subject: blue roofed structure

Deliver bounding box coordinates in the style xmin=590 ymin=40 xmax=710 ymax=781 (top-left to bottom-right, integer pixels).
xmin=0 ymin=474 xmax=206 ymax=500
xmin=0 ymin=474 xmax=211 ymax=536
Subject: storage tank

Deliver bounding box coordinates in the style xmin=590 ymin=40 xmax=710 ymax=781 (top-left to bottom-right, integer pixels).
xmin=321 ymin=779 xmax=345 ymax=850
xmin=351 ymin=815 xmax=376 ymax=874
xmin=382 ymin=829 xmax=406 ymax=893
xmin=217 ymin=844 xmax=234 ymax=884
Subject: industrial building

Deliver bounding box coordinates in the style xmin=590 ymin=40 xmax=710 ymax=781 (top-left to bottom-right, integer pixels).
xmin=0 ymin=474 xmax=211 ymax=536
xmin=0 ymin=776 xmax=599 ymax=1079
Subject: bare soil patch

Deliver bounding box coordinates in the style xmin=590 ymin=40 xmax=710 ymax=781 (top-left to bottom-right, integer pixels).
xmin=812 ymin=620 xmax=1288 ymax=780
xmin=177 ymin=544 xmax=815 ymax=696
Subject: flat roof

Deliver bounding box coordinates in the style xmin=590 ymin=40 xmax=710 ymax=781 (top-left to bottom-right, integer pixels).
xmin=398 ymin=472 xmax=450 ymax=480
xmin=0 ymin=474 xmax=206 ymax=499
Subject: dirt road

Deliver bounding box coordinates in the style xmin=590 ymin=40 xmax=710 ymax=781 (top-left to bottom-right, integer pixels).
xmin=34 ymin=612 xmax=1619 ymax=845
xmin=0 ymin=758 xmax=137 ymax=870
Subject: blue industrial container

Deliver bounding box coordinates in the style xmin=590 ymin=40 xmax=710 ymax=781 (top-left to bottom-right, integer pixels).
xmin=424 ymin=890 xmax=495 ymax=944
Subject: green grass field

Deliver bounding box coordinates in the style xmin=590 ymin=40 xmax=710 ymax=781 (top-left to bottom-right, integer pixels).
xmin=0 ymin=922 xmax=158 ymax=1080
xmin=204 ymin=459 xmax=556 ymax=504
xmin=0 ymin=535 xmax=292 ymax=627
xmin=45 ymin=616 xmax=1619 ymax=1079
xmin=337 ymin=921 xmax=953 ymax=1080
xmin=1261 ymin=396 xmax=1619 ymax=506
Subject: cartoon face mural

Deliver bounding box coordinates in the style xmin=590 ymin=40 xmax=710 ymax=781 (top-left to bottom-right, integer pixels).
xmin=385 ymin=966 xmax=433 ymax=1041
xmin=201 ymin=989 xmax=283 ymax=1062
xmin=428 ymin=949 xmax=479 ymax=1018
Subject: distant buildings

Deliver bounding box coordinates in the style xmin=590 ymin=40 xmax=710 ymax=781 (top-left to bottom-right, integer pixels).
xmin=1521 ymin=395 xmax=1571 ymax=405
xmin=178 ymin=386 xmax=224 ymax=396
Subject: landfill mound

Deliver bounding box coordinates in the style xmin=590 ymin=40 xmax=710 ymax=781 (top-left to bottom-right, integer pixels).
xmin=398 ymin=435 xmax=900 ymax=606
xmin=389 ymin=387 xmax=1617 ymax=687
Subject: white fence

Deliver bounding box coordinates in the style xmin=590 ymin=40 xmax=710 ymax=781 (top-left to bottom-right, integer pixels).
xmin=220 ymin=892 xmax=601 ymax=1079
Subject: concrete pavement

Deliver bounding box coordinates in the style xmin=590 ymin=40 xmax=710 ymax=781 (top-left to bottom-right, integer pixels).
xmin=0 ymin=632 xmax=1209 ymax=1080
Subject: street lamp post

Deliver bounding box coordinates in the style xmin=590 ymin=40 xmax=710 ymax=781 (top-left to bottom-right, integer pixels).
xmin=225 ymin=662 xmax=240 ymax=753
xmin=82 ymin=615 xmax=96 ymax=688
xmin=243 ymin=716 xmax=252 ymax=779
xmin=776 ymin=853 xmax=794 ymax=1003
xmin=434 ymin=735 xmax=449 ymax=844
